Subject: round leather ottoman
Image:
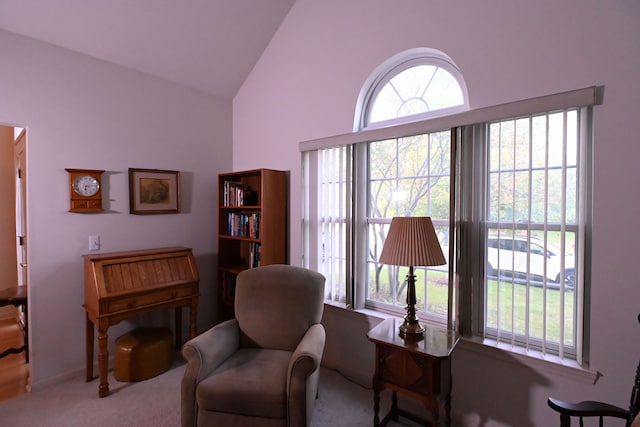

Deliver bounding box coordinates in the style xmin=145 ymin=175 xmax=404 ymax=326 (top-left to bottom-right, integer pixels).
xmin=114 ymin=327 xmax=173 ymax=382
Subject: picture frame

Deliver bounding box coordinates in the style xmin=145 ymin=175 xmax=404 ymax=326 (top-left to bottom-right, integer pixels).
xmin=128 ymin=168 xmax=180 ymax=214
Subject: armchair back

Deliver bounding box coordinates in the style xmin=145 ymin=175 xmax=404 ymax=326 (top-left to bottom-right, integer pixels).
xmin=235 ymin=264 xmax=325 ymax=351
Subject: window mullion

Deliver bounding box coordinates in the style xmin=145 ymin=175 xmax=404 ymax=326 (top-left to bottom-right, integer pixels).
xmin=510 ymin=120 xmax=517 ymax=348
xmin=558 ymin=111 xmax=568 ymax=359
xmin=542 ymin=115 xmax=550 ymax=355
xmin=525 ymin=117 xmax=533 ymax=351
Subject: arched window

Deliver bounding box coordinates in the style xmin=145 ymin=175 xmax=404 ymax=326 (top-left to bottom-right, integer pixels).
xmin=304 ymin=47 xmax=595 ymax=364
xmin=349 ymin=49 xmax=469 ymax=323
xmin=355 ymin=48 xmax=469 ymax=130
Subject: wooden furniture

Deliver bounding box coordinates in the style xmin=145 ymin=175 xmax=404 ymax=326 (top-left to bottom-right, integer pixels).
xmin=0 ymin=286 xmax=28 ymax=362
xmin=217 ymin=169 xmax=286 ymax=321
xmin=114 ymin=327 xmax=173 ymax=382
xmin=83 ymin=246 xmax=199 ymax=397
xmin=367 ymin=317 xmax=459 ymax=427
xmin=547 ymin=313 xmax=640 ymax=427
xmin=65 ymin=168 xmax=104 ymax=212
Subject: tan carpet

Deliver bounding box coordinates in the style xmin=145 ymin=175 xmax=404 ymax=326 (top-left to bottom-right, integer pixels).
xmin=0 ymin=359 xmax=420 ymax=426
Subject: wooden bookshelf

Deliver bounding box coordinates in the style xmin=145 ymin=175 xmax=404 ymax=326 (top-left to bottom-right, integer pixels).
xmin=217 ymin=169 xmax=287 ymax=321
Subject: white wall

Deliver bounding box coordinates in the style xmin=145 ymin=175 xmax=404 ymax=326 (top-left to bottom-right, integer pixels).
xmin=233 ymin=0 xmax=640 ymax=425
xmin=0 ymin=29 xmax=231 ymax=388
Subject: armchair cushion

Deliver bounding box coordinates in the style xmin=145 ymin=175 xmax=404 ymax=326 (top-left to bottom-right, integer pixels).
xmin=196 ymin=348 xmax=291 ymax=418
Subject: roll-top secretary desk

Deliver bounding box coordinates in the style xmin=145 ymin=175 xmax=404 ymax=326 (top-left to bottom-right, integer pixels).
xmin=83 ymin=246 xmax=199 ymax=397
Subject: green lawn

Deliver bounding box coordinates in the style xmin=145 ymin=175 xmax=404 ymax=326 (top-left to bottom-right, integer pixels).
xmin=486 ymin=280 xmax=575 ymax=345
xmin=371 ymin=270 xmax=575 ymax=345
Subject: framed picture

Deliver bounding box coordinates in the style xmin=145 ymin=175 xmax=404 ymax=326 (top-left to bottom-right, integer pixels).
xmin=128 ymin=168 xmax=180 ymax=214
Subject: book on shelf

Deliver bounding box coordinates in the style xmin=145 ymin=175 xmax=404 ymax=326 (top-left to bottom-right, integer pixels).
xmin=249 ymin=242 xmax=261 ymax=268
xmin=227 ymin=212 xmax=260 ymax=238
xmin=223 ymin=181 xmax=258 ymax=206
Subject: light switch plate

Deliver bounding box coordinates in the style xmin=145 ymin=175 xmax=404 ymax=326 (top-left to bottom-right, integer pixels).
xmin=89 ymin=235 xmax=100 ymax=251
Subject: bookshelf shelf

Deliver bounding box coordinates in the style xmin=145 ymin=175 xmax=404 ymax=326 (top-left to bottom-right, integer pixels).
xmin=217 ymin=168 xmax=287 ymax=321
xmin=219 ymin=235 xmax=261 ymax=243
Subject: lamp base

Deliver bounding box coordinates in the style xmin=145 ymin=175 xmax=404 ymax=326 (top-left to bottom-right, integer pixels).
xmin=399 ymin=318 xmax=424 ymax=338
xmin=398 ymin=268 xmax=424 ymax=338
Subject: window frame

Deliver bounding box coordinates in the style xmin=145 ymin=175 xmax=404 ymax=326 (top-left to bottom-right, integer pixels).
xmin=457 ymin=110 xmax=589 ymax=362
xmin=301 ymin=85 xmax=602 ymax=367
xmin=353 ymin=48 xmax=469 ymax=131
xmin=360 ymin=130 xmax=453 ymax=324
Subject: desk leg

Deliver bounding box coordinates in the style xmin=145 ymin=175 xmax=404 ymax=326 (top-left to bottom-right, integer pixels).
xmin=174 ymin=307 xmax=182 ymax=350
xmin=97 ymin=326 xmax=109 ymax=397
xmin=189 ymin=297 xmax=198 ymax=339
xmin=85 ymin=316 xmax=93 ymax=382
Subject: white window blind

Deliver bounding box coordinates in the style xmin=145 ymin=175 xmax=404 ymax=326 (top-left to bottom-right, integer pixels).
xmin=476 ymin=107 xmax=589 ymax=361
xmin=302 ymin=146 xmax=352 ymax=305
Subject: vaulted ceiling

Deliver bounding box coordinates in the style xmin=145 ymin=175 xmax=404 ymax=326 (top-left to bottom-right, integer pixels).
xmin=0 ymin=0 xmax=295 ymax=99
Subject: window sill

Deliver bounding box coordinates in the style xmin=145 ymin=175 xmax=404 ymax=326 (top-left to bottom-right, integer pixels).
xmin=457 ymin=336 xmax=600 ymax=384
xmin=323 ymin=303 xmax=599 ymax=384
xmin=322 ymin=302 xmax=394 ymax=324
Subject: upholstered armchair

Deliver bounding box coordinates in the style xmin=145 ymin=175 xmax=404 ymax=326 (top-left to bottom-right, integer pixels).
xmin=181 ymin=264 xmax=326 ymax=427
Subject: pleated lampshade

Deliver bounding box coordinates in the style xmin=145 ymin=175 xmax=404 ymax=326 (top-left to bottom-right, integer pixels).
xmin=379 ymin=217 xmax=446 ymax=267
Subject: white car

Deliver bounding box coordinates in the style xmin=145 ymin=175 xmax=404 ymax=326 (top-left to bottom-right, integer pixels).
xmin=486 ymin=236 xmax=575 ymax=288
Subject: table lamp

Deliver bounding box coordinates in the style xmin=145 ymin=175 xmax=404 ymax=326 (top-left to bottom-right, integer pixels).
xmin=378 ymin=217 xmax=446 ymax=337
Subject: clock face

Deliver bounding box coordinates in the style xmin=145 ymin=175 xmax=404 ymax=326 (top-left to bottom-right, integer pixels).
xmin=72 ymin=175 xmax=100 ymax=197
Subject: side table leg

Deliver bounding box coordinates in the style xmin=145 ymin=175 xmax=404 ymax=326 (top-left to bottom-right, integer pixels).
xmin=373 ymin=387 xmax=381 ymax=426
xmin=445 ymin=393 xmax=452 ymax=426
xmin=391 ymin=390 xmax=399 ymax=421
xmin=97 ymin=327 xmax=109 ymax=397
xmin=433 ymin=406 xmax=440 ymax=427
xmin=85 ymin=316 xmax=93 ymax=382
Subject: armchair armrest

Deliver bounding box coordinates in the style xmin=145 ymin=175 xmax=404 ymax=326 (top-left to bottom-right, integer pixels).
xmin=548 ymin=397 xmax=629 ymax=420
xmin=286 ymin=323 xmax=326 ymax=426
xmin=287 ymin=323 xmax=326 ymax=384
xmin=181 ymin=319 xmax=240 ymax=427
xmin=182 ymin=319 xmax=240 ymax=381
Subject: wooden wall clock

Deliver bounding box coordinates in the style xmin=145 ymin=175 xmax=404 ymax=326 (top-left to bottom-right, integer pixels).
xmin=65 ymin=168 xmax=104 ymax=213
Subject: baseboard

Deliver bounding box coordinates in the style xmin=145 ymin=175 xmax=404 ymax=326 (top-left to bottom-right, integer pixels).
xmin=30 ymin=357 xmax=117 ymax=392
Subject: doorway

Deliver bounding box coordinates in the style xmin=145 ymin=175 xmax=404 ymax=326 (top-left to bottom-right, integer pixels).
xmin=0 ymin=124 xmax=29 ymax=400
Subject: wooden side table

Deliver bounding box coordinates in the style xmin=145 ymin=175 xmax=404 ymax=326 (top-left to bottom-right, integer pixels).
xmin=367 ymin=318 xmax=459 ymax=426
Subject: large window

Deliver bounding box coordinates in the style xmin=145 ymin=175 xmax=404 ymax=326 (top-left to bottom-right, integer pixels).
xmin=301 ymin=49 xmax=599 ymax=364
xmin=358 ymin=49 xmax=464 ymax=323
xmin=365 ymin=131 xmax=451 ymax=321
xmin=459 ymin=109 xmax=589 ymax=361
